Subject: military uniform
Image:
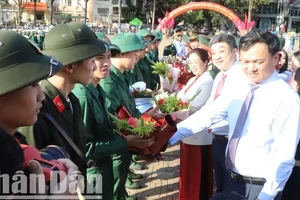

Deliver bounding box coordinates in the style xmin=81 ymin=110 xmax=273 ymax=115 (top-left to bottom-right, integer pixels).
xmin=73 ymin=83 xmax=128 ymax=200
xmin=100 ymin=66 xmax=141 ymax=199
xmin=19 ymin=80 xmax=87 ymax=171
xmin=144 ymin=54 xmax=160 ymax=91
xmin=0 ymin=30 xmax=63 ymax=196
xmin=100 ymin=65 xmax=142 ymax=117
xmin=103 ymin=32 xmax=146 ymax=199
xmin=130 ymin=60 xmax=146 ymax=84
xmin=18 ymin=22 xmax=106 ymax=195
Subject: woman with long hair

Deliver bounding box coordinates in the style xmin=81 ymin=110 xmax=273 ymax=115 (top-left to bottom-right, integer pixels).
xmin=277 ymin=50 xmax=293 ymax=83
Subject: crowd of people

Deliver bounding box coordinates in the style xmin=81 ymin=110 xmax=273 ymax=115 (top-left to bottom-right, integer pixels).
xmin=0 ymin=21 xmax=299 ymax=200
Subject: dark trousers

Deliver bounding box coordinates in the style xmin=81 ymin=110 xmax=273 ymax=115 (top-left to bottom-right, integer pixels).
xmin=231 ymin=176 xmax=282 ymax=200
xmin=212 ymin=137 xmax=234 ymax=193
xmin=112 ymin=152 xmax=132 ymax=200
xmin=282 ymin=166 xmax=300 ymax=200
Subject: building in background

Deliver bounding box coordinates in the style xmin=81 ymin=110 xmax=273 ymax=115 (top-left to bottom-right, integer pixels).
xmin=254 ymin=0 xmax=300 ymax=31
xmin=0 ymin=0 xmax=136 ymax=27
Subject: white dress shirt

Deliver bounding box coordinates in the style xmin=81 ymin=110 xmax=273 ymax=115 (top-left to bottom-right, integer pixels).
xmin=177 ymin=70 xmax=213 ymax=145
xmin=169 ymin=71 xmax=300 ymax=200
xmin=206 ymin=60 xmax=241 ymax=135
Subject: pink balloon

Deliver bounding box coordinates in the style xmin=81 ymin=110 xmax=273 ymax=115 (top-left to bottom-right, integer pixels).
xmin=158 ymin=18 xmax=162 ymax=24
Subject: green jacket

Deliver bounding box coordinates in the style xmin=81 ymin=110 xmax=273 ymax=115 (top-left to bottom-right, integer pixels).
xmin=72 ymin=83 xmax=128 ymax=160
xmin=73 ymin=83 xmax=128 ymax=200
xmin=144 ymin=54 xmax=160 ymax=90
xmin=148 ymin=49 xmax=159 ymax=63
xmin=100 ymin=65 xmax=141 ymax=118
xmin=129 ymin=61 xmax=144 ymax=85
xmin=18 ymin=80 xmax=87 ymax=170
xmin=278 ymin=36 xmax=285 ymax=50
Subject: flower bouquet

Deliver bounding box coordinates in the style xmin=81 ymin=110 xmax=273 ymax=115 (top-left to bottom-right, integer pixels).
xmin=109 ymin=113 xmax=156 ymax=138
xmin=152 ymin=92 xmax=190 ymax=121
xmin=151 ymin=61 xmax=180 ymax=93
xmin=111 ymin=106 xmax=177 ymax=156
xmin=167 ymin=56 xmax=195 ymax=89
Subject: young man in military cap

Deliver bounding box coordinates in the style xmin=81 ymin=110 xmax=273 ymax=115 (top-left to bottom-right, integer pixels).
xmin=0 ymin=30 xmax=78 ymax=197
xmin=151 ymin=30 xmax=163 ymax=63
xmin=73 ymin=40 xmax=154 ymax=199
xmin=100 ymin=32 xmax=164 ymax=199
xmin=129 ymin=33 xmax=150 ymax=85
xmin=135 ymin=29 xmax=160 ymax=91
xmin=95 ymin=32 xmax=111 ymax=44
xmin=19 ymin=22 xmax=106 ymax=184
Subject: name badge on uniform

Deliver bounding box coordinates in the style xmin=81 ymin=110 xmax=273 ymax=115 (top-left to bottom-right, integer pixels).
xmin=53 ymin=95 xmax=65 ymax=113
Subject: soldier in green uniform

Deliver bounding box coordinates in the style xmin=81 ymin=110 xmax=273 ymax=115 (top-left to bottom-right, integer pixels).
xmin=278 ymin=31 xmax=286 ymax=50
xmin=100 ymin=32 xmax=162 ymax=199
xmin=37 ymin=30 xmax=45 ymax=50
xmin=150 ymin=30 xmax=163 ymax=63
xmin=73 ymin=41 xmax=128 ymax=199
xmin=135 ymin=29 xmax=160 ymax=91
xmin=0 ymin=29 xmax=82 ymax=198
xmin=18 ymin=22 xmax=106 ymax=181
xmin=129 ymin=34 xmax=151 ymax=85
xmin=95 ymin=32 xmax=111 ymax=44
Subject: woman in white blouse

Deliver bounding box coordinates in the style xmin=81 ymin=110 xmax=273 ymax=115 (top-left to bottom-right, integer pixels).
xmin=177 ymin=48 xmax=214 ymax=200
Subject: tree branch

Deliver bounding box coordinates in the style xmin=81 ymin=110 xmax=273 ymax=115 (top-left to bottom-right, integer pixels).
xmin=77 ymin=0 xmax=86 ymax=11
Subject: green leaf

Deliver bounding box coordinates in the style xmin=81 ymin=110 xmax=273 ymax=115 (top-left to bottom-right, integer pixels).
xmin=151 ymin=61 xmax=169 ymax=78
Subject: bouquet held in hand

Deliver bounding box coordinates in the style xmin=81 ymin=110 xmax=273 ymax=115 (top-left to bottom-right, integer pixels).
xmin=152 ymin=93 xmax=190 ymax=121
xmin=151 ymin=61 xmax=180 ymax=93
xmin=109 ymin=113 xmax=156 ymax=138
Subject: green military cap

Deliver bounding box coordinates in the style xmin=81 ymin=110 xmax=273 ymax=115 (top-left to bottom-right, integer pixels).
xmin=198 ymin=34 xmax=210 ymax=47
xmin=108 ymin=43 xmax=121 ymax=57
xmin=95 ymin=32 xmax=111 ymax=44
xmin=0 ymin=30 xmax=63 ymax=96
xmin=152 ymin=30 xmax=163 ymax=41
xmin=112 ymin=32 xmax=145 ymax=53
xmin=136 ymin=29 xmax=156 ymax=41
xmin=188 ymin=29 xmax=201 ymax=41
xmin=136 ymin=33 xmax=150 ymax=46
xmin=43 ymin=22 xmax=106 ymax=66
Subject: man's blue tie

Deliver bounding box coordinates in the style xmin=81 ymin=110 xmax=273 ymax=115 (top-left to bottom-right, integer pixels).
xmin=225 ymin=84 xmax=259 ymax=170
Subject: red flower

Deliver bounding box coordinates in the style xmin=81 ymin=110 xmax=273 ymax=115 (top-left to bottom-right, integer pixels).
xmin=158 ymin=99 xmax=164 ymax=106
xmin=128 ymin=117 xmax=137 ymax=127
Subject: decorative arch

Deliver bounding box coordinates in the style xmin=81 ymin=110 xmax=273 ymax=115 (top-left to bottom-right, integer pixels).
xmin=157 ymin=2 xmax=249 ymax=33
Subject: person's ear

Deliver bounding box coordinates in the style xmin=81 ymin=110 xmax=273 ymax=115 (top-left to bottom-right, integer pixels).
xmin=64 ymin=64 xmax=74 ymax=73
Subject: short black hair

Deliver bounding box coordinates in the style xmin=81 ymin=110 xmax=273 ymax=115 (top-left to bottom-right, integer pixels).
xmin=293 ymin=50 xmax=300 ymax=64
xmin=239 ymin=30 xmax=280 ymax=56
xmin=226 ymin=28 xmax=239 ymax=37
xmin=209 ymin=33 xmax=237 ymax=49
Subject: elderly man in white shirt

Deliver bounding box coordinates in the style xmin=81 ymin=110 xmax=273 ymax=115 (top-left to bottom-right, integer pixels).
xmin=169 ymin=30 xmax=300 ymax=200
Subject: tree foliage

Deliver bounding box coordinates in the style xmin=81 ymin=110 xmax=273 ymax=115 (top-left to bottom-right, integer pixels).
xmin=121 ymin=0 xmax=271 ymax=30
xmin=122 ymin=0 xmax=150 ymax=23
